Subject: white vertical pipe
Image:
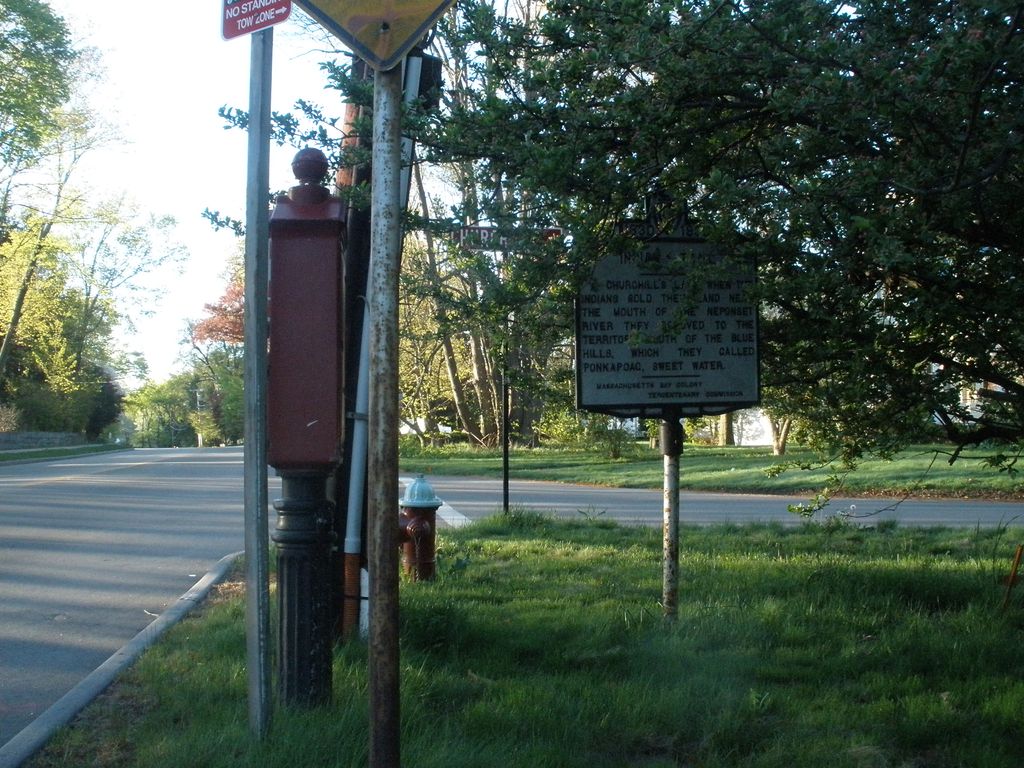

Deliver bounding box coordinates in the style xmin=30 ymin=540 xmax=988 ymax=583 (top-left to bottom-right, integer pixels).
xmin=399 ymin=53 xmax=423 ymax=210
xmin=661 ymin=416 xmax=681 ymax=621
xmin=344 ymin=311 xmax=370 ymax=556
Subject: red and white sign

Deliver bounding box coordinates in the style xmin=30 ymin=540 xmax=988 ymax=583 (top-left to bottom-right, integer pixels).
xmin=223 ymin=0 xmax=292 ymax=40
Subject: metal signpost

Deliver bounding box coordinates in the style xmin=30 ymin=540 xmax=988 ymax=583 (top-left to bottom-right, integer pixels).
xmin=366 ymin=67 xmax=403 ymax=767
xmin=576 ymin=208 xmax=759 ymax=619
xmin=225 ymin=0 xmax=294 ymax=738
xmin=294 ymin=2 xmax=453 ymax=765
xmin=241 ymin=29 xmax=273 ymax=735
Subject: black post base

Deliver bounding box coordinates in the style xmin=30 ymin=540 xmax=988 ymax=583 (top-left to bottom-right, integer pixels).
xmin=271 ymin=471 xmax=333 ymax=706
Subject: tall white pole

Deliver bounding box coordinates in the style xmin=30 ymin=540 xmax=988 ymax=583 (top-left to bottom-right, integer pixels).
xmin=661 ymin=413 xmax=682 ymax=621
xmin=243 ymin=27 xmax=273 ymax=738
xmin=367 ymin=63 xmax=404 ymax=768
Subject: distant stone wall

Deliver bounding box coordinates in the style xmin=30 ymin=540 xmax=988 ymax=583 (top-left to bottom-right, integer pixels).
xmin=0 ymin=432 xmax=85 ymax=450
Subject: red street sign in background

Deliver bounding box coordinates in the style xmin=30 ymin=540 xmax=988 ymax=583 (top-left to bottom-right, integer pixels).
xmin=223 ymin=0 xmax=292 ymax=40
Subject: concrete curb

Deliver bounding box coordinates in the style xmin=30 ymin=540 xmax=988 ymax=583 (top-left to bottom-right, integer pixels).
xmin=0 ymin=550 xmax=245 ymax=768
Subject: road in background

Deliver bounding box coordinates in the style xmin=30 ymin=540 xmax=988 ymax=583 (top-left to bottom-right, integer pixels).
xmin=0 ymin=448 xmax=264 ymax=745
xmin=419 ymin=475 xmax=1024 ymax=529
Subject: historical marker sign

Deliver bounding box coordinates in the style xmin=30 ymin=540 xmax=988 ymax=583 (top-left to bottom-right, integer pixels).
xmin=294 ymin=0 xmax=455 ymax=71
xmin=223 ymin=0 xmax=292 ymax=39
xmin=576 ymin=216 xmax=760 ymax=418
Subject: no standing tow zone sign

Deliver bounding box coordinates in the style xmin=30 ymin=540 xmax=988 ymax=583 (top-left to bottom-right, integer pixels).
xmin=223 ymin=0 xmax=292 ymax=40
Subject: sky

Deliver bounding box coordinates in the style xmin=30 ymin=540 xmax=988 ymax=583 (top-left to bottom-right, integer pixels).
xmin=45 ymin=1 xmax=347 ymax=385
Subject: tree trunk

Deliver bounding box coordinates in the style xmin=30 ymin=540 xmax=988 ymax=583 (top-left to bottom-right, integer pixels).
xmin=770 ymin=416 xmax=792 ymax=456
xmin=412 ymin=163 xmax=482 ymax=444
xmin=0 ymin=257 xmax=38 ymax=384
xmin=440 ymin=335 xmax=482 ymax=443
xmin=0 ymin=211 xmax=52 ymax=385
xmin=469 ymin=331 xmax=498 ymax=444
xmin=0 ymin=123 xmax=81 ymax=387
xmin=718 ymin=412 xmax=735 ymax=446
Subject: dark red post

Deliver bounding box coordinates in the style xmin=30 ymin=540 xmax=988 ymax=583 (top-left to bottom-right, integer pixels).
xmin=267 ymin=148 xmax=345 ymax=706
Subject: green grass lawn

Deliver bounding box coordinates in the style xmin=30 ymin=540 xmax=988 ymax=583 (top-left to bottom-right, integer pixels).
xmin=29 ymin=516 xmax=1024 ymax=768
xmin=400 ymin=442 xmax=1024 ymax=499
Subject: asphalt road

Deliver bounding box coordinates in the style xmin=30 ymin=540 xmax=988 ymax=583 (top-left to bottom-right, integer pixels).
xmin=418 ymin=475 xmax=1024 ymax=528
xmin=0 ymin=448 xmax=258 ymax=745
xmin=3 ymin=448 xmax=1023 ymax=749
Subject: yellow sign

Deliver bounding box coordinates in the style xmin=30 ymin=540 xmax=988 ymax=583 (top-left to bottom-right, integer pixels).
xmin=295 ymin=0 xmax=452 ymax=70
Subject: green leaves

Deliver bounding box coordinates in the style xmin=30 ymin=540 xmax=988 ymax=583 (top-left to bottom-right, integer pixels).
xmin=0 ymin=0 xmax=77 ymax=166
xmin=424 ymin=0 xmax=1024 ymax=460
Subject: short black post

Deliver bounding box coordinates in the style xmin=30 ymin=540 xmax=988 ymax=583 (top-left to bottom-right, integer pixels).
xmin=271 ymin=471 xmax=333 ymax=705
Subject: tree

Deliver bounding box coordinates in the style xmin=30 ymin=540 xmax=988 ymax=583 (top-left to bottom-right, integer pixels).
xmin=187 ymin=339 xmax=244 ymax=445
xmin=84 ymin=372 xmax=123 ymax=440
xmin=62 ymin=196 xmax=185 ymax=373
xmin=1 ymin=105 xmax=175 ymax=435
xmin=766 ymin=410 xmax=794 ymax=457
xmin=0 ymin=107 xmax=95 ymax=386
xmin=400 ymin=3 xmax=578 ymax=446
xmin=123 ymin=375 xmax=195 ymax=447
xmin=188 ymin=259 xmax=246 ymax=444
xmin=0 ymin=0 xmax=76 ymax=230
xmin=718 ymin=413 xmax=734 ymax=447
xmin=425 ymin=0 xmax=1024 ymax=464
xmin=399 ymin=233 xmax=481 ymax=442
xmin=191 ymin=276 xmax=244 ymax=345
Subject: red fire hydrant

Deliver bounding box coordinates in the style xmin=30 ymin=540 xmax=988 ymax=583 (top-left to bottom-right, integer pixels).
xmin=398 ymin=475 xmax=442 ymax=581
